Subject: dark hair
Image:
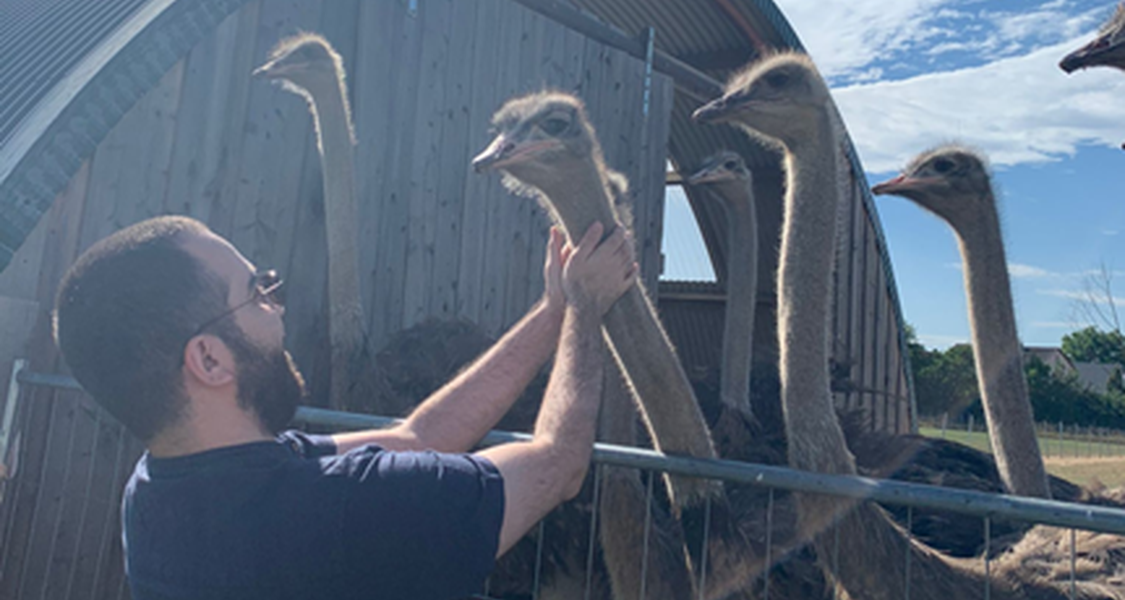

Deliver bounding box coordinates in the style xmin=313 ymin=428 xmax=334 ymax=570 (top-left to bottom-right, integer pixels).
xmin=54 ymin=216 xmax=230 ymax=441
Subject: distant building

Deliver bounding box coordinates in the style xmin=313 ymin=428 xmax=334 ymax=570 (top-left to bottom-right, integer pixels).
xmin=1024 ymin=346 xmax=1123 ymax=394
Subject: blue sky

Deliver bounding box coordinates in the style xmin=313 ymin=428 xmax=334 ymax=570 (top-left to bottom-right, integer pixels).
xmin=663 ymin=0 xmax=1125 ymax=350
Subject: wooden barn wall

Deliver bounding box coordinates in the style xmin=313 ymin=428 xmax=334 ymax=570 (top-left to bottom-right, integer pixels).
xmin=0 ymin=0 xmax=675 ymax=598
xmin=829 ymin=154 xmax=911 ymax=436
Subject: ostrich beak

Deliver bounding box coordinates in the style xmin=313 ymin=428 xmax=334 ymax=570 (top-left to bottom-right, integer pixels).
xmin=472 ymin=135 xmax=515 ymax=172
xmin=252 ymin=63 xmax=276 ymax=79
xmin=692 ymin=97 xmax=734 ymax=123
xmin=1060 ymin=38 xmax=1113 ymax=73
xmin=871 ymin=175 xmax=911 ymax=196
xmin=686 ymin=166 xmax=723 ymax=185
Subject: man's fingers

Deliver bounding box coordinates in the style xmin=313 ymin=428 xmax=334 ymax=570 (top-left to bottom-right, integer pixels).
xmin=574 ymin=222 xmax=604 ymax=261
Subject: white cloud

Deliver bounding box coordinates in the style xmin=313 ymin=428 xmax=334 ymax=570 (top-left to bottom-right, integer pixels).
xmin=833 ymin=37 xmax=1125 ymax=173
xmin=1009 ymin=263 xmax=1054 ymax=278
xmin=1036 ymin=288 xmax=1125 ymax=306
xmin=918 ymin=332 xmax=970 ymax=349
xmin=1030 ymin=320 xmax=1080 ymax=329
xmin=773 ymin=0 xmax=953 ymax=80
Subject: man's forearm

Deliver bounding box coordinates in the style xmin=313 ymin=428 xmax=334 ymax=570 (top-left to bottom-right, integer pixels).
xmin=333 ymin=299 xmax=564 ymax=454
xmin=530 ymin=306 xmax=604 ymax=492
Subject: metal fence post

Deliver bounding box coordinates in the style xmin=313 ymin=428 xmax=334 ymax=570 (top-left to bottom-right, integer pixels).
xmin=0 ymin=358 xmax=28 ymax=472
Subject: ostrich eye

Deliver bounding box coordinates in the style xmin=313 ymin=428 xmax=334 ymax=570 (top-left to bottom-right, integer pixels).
xmin=540 ymin=117 xmax=569 ymax=136
xmin=765 ymin=71 xmax=791 ymax=88
xmin=723 ymin=160 xmax=737 ymax=170
xmin=932 ymin=158 xmax=955 ymax=174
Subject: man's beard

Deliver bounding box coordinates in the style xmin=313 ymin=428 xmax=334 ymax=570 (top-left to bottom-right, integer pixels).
xmin=222 ymin=325 xmax=306 ymax=435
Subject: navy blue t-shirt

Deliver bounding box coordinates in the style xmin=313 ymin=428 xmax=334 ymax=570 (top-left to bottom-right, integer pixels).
xmin=122 ymin=431 xmax=505 ymax=600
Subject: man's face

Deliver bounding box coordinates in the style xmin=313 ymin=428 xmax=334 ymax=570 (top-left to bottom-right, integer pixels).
xmin=181 ymin=231 xmax=306 ymax=433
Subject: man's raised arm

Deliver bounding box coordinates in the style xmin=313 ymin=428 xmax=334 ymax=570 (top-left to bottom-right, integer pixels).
xmin=478 ymin=222 xmax=637 ymax=556
xmin=332 ymin=228 xmax=570 ymax=454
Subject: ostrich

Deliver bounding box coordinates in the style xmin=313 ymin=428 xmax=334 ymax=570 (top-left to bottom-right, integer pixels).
xmin=871 ymin=145 xmax=1051 ymax=499
xmin=1060 ymin=2 xmax=1125 ymax=73
xmin=687 ymin=151 xmax=760 ymax=419
xmin=473 ymin=92 xmax=754 ymax=599
xmin=694 ymin=52 xmax=1125 ymax=600
xmin=254 ymin=34 xmax=376 ymax=411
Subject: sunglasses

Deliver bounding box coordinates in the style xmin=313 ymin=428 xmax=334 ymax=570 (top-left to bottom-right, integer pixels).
xmin=191 ymin=269 xmax=285 ymax=338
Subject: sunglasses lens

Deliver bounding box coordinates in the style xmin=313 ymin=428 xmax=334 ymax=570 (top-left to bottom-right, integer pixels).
xmin=257 ymin=271 xmax=285 ymax=306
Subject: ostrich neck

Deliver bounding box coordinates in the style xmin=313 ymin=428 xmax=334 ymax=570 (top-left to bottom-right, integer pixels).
xmin=956 ymin=208 xmax=1051 ymax=498
xmin=778 ymin=113 xmax=855 ymax=476
xmin=309 ymin=80 xmax=367 ymax=368
xmin=718 ymin=185 xmax=758 ymax=415
xmin=536 ymin=157 xmax=720 ymax=506
xmin=535 ymin=159 xmax=619 ymax=240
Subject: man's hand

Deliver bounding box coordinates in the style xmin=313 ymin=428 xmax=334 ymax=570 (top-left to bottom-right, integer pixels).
xmin=542 ymin=227 xmax=571 ymax=314
xmin=562 ymin=222 xmax=638 ymax=317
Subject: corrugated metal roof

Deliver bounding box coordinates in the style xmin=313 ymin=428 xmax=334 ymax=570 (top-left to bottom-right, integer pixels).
xmin=0 ymin=0 xmax=149 ymax=150
xmin=0 ymin=0 xmax=248 ymax=269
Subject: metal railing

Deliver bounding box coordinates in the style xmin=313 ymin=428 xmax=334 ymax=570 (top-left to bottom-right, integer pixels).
xmin=7 ymin=362 xmax=1125 ymax=600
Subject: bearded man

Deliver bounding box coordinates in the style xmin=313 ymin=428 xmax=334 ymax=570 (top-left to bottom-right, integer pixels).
xmin=53 ymin=215 xmax=635 ymax=600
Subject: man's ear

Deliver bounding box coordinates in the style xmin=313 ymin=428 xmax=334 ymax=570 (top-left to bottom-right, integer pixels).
xmin=183 ymin=334 xmax=237 ymax=388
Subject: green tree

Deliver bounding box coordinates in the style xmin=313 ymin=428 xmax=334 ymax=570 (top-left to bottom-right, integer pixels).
xmin=1061 ymin=326 xmax=1125 ymax=367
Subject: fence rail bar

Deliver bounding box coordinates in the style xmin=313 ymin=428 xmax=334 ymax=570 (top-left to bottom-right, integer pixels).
xmin=293 ymin=407 xmax=1125 ymax=534
xmin=16 ymin=371 xmax=1125 ymax=535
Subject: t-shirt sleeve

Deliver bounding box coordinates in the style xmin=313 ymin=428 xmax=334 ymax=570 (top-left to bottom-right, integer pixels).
xmin=331 ymin=447 xmax=505 ymax=600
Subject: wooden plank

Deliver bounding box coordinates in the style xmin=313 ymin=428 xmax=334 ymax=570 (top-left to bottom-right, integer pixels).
xmin=402 ymin=0 xmax=454 ymax=329
xmin=12 ymin=384 xmax=78 ymax=600
xmin=0 ymin=384 xmax=57 ymax=599
xmin=641 ymin=77 xmax=674 ymax=290
xmin=353 ymin=0 xmax=399 ymax=340
xmin=852 ymin=187 xmax=869 ymax=420
xmin=0 ymin=215 xmax=49 ymax=301
xmin=88 ymin=61 xmax=185 ymax=245
xmin=162 ymin=10 xmax=243 ymax=223
xmin=455 ymin=0 xmax=504 ymax=326
xmin=370 ymin=0 xmax=423 ymax=345
xmin=884 ymin=312 xmax=903 ymax=434
xmin=868 ymin=233 xmax=885 ymax=433
xmin=428 ymin=0 xmax=479 ymax=321
xmin=208 ymin=1 xmax=263 ymax=240
xmin=61 ymin=408 xmax=129 ymax=599
xmin=35 ymin=391 xmax=99 ymax=600
xmin=136 ymin=62 xmax=185 ymax=221
xmin=502 ymin=8 xmax=547 ymax=323
xmin=476 ymin=2 xmax=524 ymax=334
xmin=92 ymin=431 xmax=140 ymax=600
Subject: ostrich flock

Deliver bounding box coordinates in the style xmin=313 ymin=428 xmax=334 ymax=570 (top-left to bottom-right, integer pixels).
xmin=250 ymin=4 xmax=1125 ymax=600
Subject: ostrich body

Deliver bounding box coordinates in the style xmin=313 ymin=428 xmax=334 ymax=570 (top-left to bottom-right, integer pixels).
xmin=688 ymin=151 xmax=759 ymax=417
xmin=254 ymin=34 xmax=373 ymax=410
xmin=695 ymin=52 xmax=1125 ymax=600
xmin=872 ymin=146 xmax=1050 ymax=499
xmin=1060 ymin=2 xmax=1125 ymax=73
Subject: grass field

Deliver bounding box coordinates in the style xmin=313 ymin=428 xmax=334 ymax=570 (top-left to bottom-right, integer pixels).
xmin=919 ymin=427 xmax=1125 ymax=489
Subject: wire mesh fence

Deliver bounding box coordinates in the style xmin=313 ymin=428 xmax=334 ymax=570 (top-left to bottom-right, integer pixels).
xmin=6 ymin=365 xmax=1125 ymax=600
xmin=918 ymin=414 xmax=1125 ymax=459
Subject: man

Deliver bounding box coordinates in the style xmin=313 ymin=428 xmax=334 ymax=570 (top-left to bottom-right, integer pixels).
xmin=53 ymin=215 xmax=636 ymax=599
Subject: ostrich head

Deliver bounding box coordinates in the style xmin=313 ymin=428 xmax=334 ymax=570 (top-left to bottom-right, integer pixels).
xmin=687 ymin=151 xmax=751 ymax=186
xmin=253 ymin=33 xmax=345 ymax=97
xmin=691 ymin=53 xmax=832 ymax=147
xmin=471 ymin=91 xmax=603 ymax=195
xmin=1060 ymin=2 xmax=1125 ymax=73
xmin=871 ymin=145 xmax=994 ymax=230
